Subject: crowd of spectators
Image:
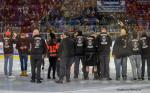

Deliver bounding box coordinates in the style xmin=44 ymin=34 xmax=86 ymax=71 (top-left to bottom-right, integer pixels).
xmin=126 ymin=0 xmax=150 ymax=30
xmin=0 ymin=0 xmax=149 ymax=32
xmin=0 ymin=0 xmax=64 ymax=27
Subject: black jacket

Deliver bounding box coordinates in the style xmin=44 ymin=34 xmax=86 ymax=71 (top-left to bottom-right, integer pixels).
xmin=96 ymin=32 xmax=112 ymax=54
xmin=58 ymin=37 xmax=75 ymax=57
xmin=75 ymin=35 xmax=85 ymax=56
xmin=140 ymin=35 xmax=150 ymax=58
xmin=112 ymin=35 xmax=131 ymax=58
xmin=129 ymin=38 xmax=142 ymax=55
xmin=16 ymin=37 xmax=30 ymax=54
xmin=3 ymin=37 xmax=14 ymax=54
xmin=84 ymin=36 xmax=97 ymax=54
xmin=30 ymin=35 xmax=47 ymax=55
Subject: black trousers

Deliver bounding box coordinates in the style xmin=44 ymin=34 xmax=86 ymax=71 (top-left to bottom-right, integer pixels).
xmin=81 ymin=57 xmax=87 ymax=79
xmin=59 ymin=57 xmax=74 ymax=81
xmin=96 ymin=61 xmax=101 ymax=78
xmin=99 ymin=54 xmax=110 ymax=78
xmin=56 ymin=59 xmax=60 ymax=77
xmin=74 ymin=56 xmax=84 ymax=77
xmin=141 ymin=56 xmax=150 ymax=78
xmin=48 ymin=57 xmax=57 ymax=78
xmin=31 ymin=55 xmax=42 ymax=81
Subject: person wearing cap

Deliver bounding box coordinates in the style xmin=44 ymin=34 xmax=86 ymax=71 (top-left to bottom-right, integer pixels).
xmin=96 ymin=27 xmax=112 ymax=80
xmin=56 ymin=32 xmax=75 ymax=83
xmin=16 ymin=33 xmax=30 ymax=77
xmin=30 ymin=28 xmax=47 ymax=83
xmin=3 ymin=29 xmax=15 ymax=77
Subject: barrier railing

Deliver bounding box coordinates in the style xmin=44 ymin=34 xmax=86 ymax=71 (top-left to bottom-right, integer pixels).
xmin=0 ymin=20 xmax=149 ymax=33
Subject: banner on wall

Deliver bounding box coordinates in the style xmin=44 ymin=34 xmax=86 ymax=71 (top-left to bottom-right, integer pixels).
xmin=97 ymin=0 xmax=125 ymax=12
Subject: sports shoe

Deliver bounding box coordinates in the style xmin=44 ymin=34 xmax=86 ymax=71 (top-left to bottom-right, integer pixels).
xmin=20 ymin=72 xmax=24 ymax=76
xmin=24 ymin=71 xmax=28 ymax=77
xmin=37 ymin=80 xmax=42 ymax=83
xmin=55 ymin=80 xmax=63 ymax=84
xmin=30 ymin=79 xmax=35 ymax=83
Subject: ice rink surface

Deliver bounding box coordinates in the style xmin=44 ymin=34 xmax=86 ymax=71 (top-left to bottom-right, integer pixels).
xmin=0 ymin=56 xmax=150 ymax=93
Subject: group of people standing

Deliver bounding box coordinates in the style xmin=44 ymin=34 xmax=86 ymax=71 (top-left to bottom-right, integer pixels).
xmin=55 ymin=27 xmax=150 ymax=83
xmin=112 ymin=29 xmax=150 ymax=81
xmin=2 ymin=27 xmax=150 ymax=84
xmin=3 ymin=28 xmax=47 ymax=83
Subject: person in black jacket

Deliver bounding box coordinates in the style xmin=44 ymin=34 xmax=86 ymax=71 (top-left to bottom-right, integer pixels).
xmin=56 ymin=36 xmax=61 ymax=78
xmin=56 ymin=32 xmax=75 ymax=84
xmin=96 ymin=27 xmax=112 ymax=80
xmin=83 ymin=33 xmax=97 ymax=80
xmin=112 ymin=29 xmax=131 ymax=80
xmin=47 ymin=38 xmax=59 ymax=80
xmin=30 ymin=28 xmax=47 ymax=83
xmin=3 ymin=30 xmax=15 ymax=77
xmin=16 ymin=33 xmax=30 ymax=77
xmin=74 ymin=31 xmax=85 ymax=79
xmin=140 ymin=32 xmax=150 ymax=80
xmin=129 ymin=32 xmax=142 ymax=80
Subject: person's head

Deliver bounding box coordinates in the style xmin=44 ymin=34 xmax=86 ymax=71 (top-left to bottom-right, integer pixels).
xmin=13 ymin=32 xmax=17 ymax=38
xmin=32 ymin=28 xmax=40 ymax=36
xmin=47 ymin=28 xmax=52 ymax=33
xmin=50 ymin=32 xmax=56 ymax=39
xmin=120 ymin=29 xmax=127 ymax=36
xmin=5 ymin=31 xmax=11 ymax=37
xmin=119 ymin=21 xmax=124 ymax=27
xmin=20 ymin=33 xmax=26 ymax=38
xmin=62 ymin=32 xmax=69 ymax=39
xmin=69 ymin=27 xmax=74 ymax=32
xmin=77 ymin=31 xmax=82 ymax=36
xmin=60 ymin=34 xmax=63 ymax=40
xmin=100 ymin=27 xmax=107 ymax=33
xmin=6 ymin=28 xmax=10 ymax=32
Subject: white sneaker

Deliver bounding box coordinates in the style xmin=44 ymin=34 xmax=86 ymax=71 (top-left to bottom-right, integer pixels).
xmin=8 ymin=75 xmax=16 ymax=79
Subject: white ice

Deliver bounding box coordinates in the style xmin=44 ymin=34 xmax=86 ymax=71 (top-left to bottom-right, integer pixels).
xmin=0 ymin=55 xmax=150 ymax=93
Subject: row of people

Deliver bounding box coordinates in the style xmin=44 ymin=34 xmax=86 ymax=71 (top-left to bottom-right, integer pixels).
xmin=2 ymin=27 xmax=150 ymax=84
xmin=55 ymin=27 xmax=150 ymax=83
